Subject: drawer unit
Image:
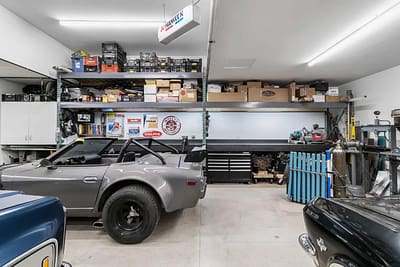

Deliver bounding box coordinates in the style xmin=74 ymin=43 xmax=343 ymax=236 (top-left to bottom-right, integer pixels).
xmin=207 ymin=152 xmax=252 ymax=183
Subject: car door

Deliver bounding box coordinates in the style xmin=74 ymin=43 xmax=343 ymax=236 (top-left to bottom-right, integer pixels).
xmin=2 ymin=163 xmax=108 ymax=216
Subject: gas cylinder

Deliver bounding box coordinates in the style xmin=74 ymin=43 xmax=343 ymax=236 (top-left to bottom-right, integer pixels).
xmin=332 ymin=142 xmax=347 ymax=198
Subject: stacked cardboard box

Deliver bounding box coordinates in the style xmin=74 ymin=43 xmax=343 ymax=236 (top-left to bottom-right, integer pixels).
xmin=156 ymin=80 xmax=178 ymax=102
xmin=144 ymin=80 xmax=157 ymax=102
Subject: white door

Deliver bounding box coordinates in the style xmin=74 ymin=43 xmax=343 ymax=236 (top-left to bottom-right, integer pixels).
xmin=28 ymin=102 xmax=57 ymax=144
xmin=0 ymin=102 xmax=30 ymax=144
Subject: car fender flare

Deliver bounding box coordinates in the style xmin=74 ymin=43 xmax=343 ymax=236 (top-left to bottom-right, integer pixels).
xmin=96 ymin=177 xmax=172 ymax=212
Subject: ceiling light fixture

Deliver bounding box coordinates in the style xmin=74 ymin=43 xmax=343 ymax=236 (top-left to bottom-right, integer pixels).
xmin=307 ymin=1 xmax=400 ymax=67
xmin=223 ymin=66 xmax=250 ymax=70
xmin=59 ymin=19 xmax=163 ymax=28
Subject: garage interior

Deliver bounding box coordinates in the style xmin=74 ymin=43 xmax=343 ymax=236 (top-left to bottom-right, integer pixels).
xmin=1 ymin=0 xmax=400 ymax=266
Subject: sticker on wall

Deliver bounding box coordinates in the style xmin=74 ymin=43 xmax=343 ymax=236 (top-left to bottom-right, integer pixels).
xmin=128 ymin=126 xmax=141 ymax=136
xmin=106 ymin=113 xmax=124 ymax=137
xmin=127 ymin=117 xmax=142 ymax=124
xmin=143 ymin=130 xmax=162 ymax=137
xmin=162 ymin=115 xmax=181 ymax=135
xmin=144 ymin=115 xmax=159 ymax=129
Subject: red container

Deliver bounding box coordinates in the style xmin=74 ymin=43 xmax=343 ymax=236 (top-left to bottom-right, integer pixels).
xmin=84 ymin=56 xmax=98 ymax=66
xmin=101 ymin=64 xmax=121 ymax=72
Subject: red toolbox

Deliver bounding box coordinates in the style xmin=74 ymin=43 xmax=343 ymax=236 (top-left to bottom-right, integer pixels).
xmin=84 ymin=56 xmax=99 ymax=66
xmin=101 ymin=63 xmax=121 ymax=72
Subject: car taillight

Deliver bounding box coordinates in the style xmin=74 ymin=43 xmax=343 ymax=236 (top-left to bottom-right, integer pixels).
xmin=187 ymin=179 xmax=196 ymax=186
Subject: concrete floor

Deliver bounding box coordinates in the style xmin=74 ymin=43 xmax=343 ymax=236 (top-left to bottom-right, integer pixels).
xmin=64 ymin=185 xmax=313 ymax=267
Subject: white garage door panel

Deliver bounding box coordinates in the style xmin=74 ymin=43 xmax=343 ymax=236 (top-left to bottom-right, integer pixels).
xmin=208 ymin=112 xmax=325 ymax=139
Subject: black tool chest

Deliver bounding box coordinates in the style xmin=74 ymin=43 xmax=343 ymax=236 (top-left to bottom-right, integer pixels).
xmin=206 ymin=152 xmax=252 ymax=183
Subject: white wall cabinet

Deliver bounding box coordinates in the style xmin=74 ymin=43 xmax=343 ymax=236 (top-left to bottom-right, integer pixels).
xmin=1 ymin=102 xmax=57 ymax=145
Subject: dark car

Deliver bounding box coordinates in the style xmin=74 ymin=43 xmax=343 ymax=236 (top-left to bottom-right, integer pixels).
xmin=299 ymin=197 xmax=400 ymax=267
xmin=0 ymin=190 xmax=71 ymax=267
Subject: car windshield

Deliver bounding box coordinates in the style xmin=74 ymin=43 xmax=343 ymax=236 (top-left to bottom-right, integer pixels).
xmin=52 ymin=139 xmax=114 ymax=160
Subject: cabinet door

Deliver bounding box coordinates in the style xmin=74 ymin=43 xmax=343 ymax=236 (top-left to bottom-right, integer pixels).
xmin=0 ymin=102 xmax=30 ymax=144
xmin=28 ymin=102 xmax=57 ymax=145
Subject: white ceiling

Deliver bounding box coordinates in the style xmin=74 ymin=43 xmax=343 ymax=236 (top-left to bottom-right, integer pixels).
xmin=0 ymin=0 xmax=210 ymax=57
xmin=209 ymin=0 xmax=400 ymax=85
xmin=2 ymin=0 xmax=400 ymax=85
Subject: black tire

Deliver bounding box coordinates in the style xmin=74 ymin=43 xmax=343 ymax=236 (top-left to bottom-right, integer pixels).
xmin=102 ymin=185 xmax=160 ymax=244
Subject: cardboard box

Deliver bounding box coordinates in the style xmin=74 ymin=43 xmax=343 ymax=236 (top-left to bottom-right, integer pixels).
xmin=145 ymin=80 xmax=156 ymax=85
xmin=248 ymin=88 xmax=289 ymax=102
xmin=237 ymin=85 xmax=248 ymax=94
xmin=157 ymin=88 xmax=170 ymax=94
xmin=325 ymin=96 xmax=340 ymax=103
xmin=183 ymin=79 xmax=198 ymax=89
xmin=207 ymin=92 xmax=247 ymax=102
xmin=156 ymin=80 xmax=170 ymax=87
xmin=207 ymin=84 xmax=222 ymax=93
xmin=247 ymin=81 xmax=262 ymax=88
xmin=156 ymin=95 xmax=179 ymax=102
xmin=327 ymin=87 xmax=339 ymax=96
xmin=144 ymin=94 xmax=156 ymax=102
xmin=144 ymin=85 xmax=157 ymax=94
xmin=288 ymin=82 xmax=310 ymax=102
xmin=107 ymin=95 xmax=119 ymax=102
xmin=179 ymin=89 xmax=197 ymax=102
xmin=105 ymin=89 xmax=122 ymax=95
xmin=170 ymin=80 xmax=181 ymax=90
xmin=296 ymin=87 xmax=316 ymax=98
xmin=312 ymin=95 xmax=325 ymax=102
xmin=228 ymin=81 xmax=244 ymax=87
xmin=170 ymin=90 xmax=180 ymax=97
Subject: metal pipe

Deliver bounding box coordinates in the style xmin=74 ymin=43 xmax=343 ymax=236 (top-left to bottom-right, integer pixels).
xmin=92 ymin=219 xmax=104 ymax=229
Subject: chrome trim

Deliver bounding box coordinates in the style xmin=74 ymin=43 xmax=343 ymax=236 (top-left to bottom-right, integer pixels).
xmin=298 ymin=233 xmax=319 ymax=266
xmin=3 ymin=238 xmax=58 ymax=267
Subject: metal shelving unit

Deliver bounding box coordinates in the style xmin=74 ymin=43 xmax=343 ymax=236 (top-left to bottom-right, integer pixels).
xmin=60 ymin=72 xmax=202 ymax=80
xmin=206 ymin=102 xmax=347 ymax=111
xmin=60 ymin=102 xmax=203 ymax=110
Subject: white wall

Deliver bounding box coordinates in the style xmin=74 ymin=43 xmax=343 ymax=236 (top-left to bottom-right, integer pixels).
xmin=0 ymin=4 xmax=72 ymax=77
xmin=0 ymin=79 xmax=24 ymax=164
xmin=340 ymin=64 xmax=400 ymax=125
xmin=209 ymin=112 xmax=325 ymax=139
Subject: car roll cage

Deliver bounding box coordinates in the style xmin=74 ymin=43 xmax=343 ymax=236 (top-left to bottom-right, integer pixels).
xmin=117 ymin=138 xmax=179 ymax=165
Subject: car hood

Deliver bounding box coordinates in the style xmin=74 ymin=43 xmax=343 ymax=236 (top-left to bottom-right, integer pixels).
xmin=334 ymin=197 xmax=400 ymax=222
xmin=308 ymin=197 xmax=400 ymax=266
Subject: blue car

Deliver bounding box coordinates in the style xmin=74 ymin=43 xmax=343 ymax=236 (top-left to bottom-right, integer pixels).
xmin=0 ymin=190 xmax=71 ymax=267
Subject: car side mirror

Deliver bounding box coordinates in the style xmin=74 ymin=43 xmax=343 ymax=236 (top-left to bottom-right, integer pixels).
xmin=40 ymin=159 xmax=57 ymax=170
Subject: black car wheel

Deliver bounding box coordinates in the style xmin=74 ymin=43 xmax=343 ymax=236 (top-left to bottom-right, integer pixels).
xmin=102 ymin=185 xmax=160 ymax=244
xmin=328 ymin=256 xmax=359 ymax=267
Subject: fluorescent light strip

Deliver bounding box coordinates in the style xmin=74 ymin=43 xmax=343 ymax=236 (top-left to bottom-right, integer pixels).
xmin=59 ymin=20 xmax=163 ymax=28
xmin=307 ymin=1 xmax=400 ymax=67
xmin=223 ymin=66 xmax=250 ymax=70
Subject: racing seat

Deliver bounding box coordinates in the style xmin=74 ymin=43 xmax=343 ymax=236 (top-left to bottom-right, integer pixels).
xmin=123 ymin=152 xmax=136 ymax=162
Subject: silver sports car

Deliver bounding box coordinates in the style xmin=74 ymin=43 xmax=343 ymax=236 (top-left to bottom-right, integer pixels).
xmin=0 ymin=137 xmax=207 ymax=244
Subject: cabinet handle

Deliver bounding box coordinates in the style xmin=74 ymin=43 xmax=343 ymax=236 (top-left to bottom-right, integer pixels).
xmin=29 ymin=136 xmax=32 ymax=141
xmin=25 ymin=136 xmax=27 ymax=141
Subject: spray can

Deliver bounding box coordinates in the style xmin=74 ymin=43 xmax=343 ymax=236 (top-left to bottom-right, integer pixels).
xmin=332 ymin=142 xmax=347 ymax=198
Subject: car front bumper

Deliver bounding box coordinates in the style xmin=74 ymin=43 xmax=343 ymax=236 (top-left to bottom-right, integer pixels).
xmin=298 ymin=233 xmax=319 ymax=266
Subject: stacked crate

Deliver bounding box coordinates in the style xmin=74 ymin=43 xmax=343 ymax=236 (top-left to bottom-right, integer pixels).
xmin=124 ymin=57 xmax=140 ymax=73
xmin=171 ymin=58 xmax=187 ymax=72
xmin=140 ymin=52 xmax=158 ymax=72
xmin=101 ymin=42 xmax=126 ymax=72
